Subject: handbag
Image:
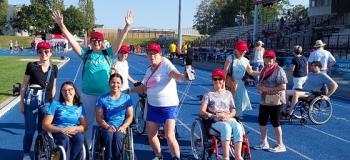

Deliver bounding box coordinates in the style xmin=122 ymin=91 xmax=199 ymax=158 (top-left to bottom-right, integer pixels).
xmin=225 ymin=55 xmax=237 ymax=96
xmin=24 ymin=64 xmax=52 ymax=113
xmin=264 ymin=94 xmax=282 ymax=106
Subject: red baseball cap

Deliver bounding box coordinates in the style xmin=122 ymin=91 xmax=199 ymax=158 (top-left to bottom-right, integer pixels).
xmin=263 ymin=50 xmax=276 ymax=58
xmin=235 ymin=39 xmax=249 ymax=52
xmin=37 ymin=41 xmax=51 ymax=50
xmin=147 ymin=43 xmax=161 ymax=53
xmin=118 ymin=45 xmax=130 ymax=54
xmin=211 ymin=69 xmax=226 ymax=80
xmin=90 ymin=32 xmax=105 ymax=40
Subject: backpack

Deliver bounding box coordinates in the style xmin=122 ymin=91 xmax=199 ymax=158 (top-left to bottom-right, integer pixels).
xmin=82 ymin=49 xmax=111 ymax=79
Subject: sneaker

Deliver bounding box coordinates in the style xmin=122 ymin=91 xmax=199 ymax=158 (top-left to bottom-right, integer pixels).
xmin=172 ymin=156 xmax=180 ymax=160
xmin=268 ymin=144 xmax=287 ymax=153
xmin=152 ymin=156 xmax=163 ymax=160
xmin=23 ymin=155 xmax=31 ymax=160
xmin=253 ymin=142 xmax=270 ymax=150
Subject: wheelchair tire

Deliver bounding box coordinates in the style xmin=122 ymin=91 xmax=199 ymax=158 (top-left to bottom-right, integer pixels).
xmin=81 ymin=140 xmax=88 ymax=160
xmin=292 ymin=101 xmax=308 ymax=119
xmin=190 ymin=119 xmax=208 ymax=159
xmin=308 ymin=97 xmax=333 ymax=125
xmin=134 ymin=100 xmax=146 ymax=134
xmin=34 ymin=134 xmax=48 ymax=160
xmin=92 ymin=127 xmax=105 ymax=160
xmin=122 ymin=127 xmax=135 ymax=160
xmin=51 ymin=145 xmax=66 ymax=160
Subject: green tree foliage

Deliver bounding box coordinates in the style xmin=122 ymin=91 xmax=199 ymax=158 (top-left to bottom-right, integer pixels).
xmin=62 ymin=6 xmax=85 ymax=36
xmin=0 ymin=0 xmax=8 ymax=34
xmin=11 ymin=3 xmax=54 ymax=35
xmin=259 ymin=0 xmax=290 ymax=24
xmin=285 ymin=4 xmax=308 ymax=21
xmin=79 ymin=0 xmax=95 ymax=34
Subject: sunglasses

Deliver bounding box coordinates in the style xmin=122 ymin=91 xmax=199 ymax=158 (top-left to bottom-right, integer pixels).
xmin=212 ymin=78 xmax=223 ymax=81
xmin=37 ymin=50 xmax=50 ymax=55
xmin=91 ymin=39 xmax=103 ymax=43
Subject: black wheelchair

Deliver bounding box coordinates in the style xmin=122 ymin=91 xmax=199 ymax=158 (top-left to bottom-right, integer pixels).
xmin=34 ymin=132 xmax=87 ymax=160
xmin=290 ymin=90 xmax=333 ymax=125
xmin=191 ymin=117 xmax=251 ymax=160
xmin=91 ymin=126 xmax=135 ymax=160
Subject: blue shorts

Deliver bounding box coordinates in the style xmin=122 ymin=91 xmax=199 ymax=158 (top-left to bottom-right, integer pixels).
xmin=146 ymin=104 xmax=177 ymax=124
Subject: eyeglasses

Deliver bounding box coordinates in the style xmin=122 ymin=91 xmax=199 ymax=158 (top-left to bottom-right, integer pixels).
xmin=91 ymin=39 xmax=103 ymax=43
xmin=37 ymin=50 xmax=50 ymax=55
xmin=62 ymin=88 xmax=75 ymax=93
xmin=212 ymin=78 xmax=223 ymax=81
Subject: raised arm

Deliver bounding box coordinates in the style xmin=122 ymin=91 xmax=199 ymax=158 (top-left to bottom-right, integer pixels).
xmin=52 ymin=10 xmax=82 ymax=56
xmin=112 ymin=11 xmax=133 ymax=54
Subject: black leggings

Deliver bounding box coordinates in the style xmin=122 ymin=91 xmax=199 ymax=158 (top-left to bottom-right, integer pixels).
xmin=258 ymin=104 xmax=282 ymax=127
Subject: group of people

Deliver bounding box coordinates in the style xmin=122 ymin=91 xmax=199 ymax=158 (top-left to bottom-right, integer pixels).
xmin=18 ymin=8 xmax=339 ymax=160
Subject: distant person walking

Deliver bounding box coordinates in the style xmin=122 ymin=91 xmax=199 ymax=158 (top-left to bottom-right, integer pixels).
xmin=9 ymin=40 xmax=13 ymax=50
xmin=289 ymin=45 xmax=308 ymax=89
xmin=52 ymin=10 xmax=133 ymax=146
xmin=252 ymin=40 xmax=265 ymax=82
xmin=169 ymin=42 xmax=177 ymax=62
xmin=308 ymin=40 xmax=336 ymax=74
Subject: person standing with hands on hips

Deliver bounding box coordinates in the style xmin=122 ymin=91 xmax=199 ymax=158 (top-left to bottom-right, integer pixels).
xmin=52 ymin=10 xmax=133 ymax=146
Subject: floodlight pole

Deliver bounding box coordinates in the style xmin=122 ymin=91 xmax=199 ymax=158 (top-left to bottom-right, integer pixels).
xmin=253 ymin=2 xmax=259 ymax=43
xmin=178 ymin=0 xmax=182 ymax=55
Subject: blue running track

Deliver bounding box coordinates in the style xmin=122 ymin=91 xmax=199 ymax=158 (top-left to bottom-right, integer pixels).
xmin=0 ymin=50 xmax=350 ymax=160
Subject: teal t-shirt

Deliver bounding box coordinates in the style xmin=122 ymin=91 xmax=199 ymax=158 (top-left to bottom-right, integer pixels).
xmin=81 ymin=47 xmax=115 ymax=96
xmin=47 ymin=100 xmax=85 ymax=128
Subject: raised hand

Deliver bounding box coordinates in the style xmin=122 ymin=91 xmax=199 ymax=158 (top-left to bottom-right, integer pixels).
xmin=52 ymin=10 xmax=64 ymax=26
xmin=125 ymin=10 xmax=133 ymax=26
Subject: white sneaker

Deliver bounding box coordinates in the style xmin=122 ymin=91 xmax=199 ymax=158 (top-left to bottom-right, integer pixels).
xmin=23 ymin=155 xmax=31 ymax=160
xmin=253 ymin=141 xmax=270 ymax=150
xmin=268 ymin=144 xmax=287 ymax=152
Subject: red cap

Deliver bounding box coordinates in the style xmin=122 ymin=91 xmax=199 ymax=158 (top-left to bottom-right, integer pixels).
xmin=235 ymin=39 xmax=249 ymax=52
xmin=263 ymin=50 xmax=276 ymax=58
xmin=118 ymin=45 xmax=130 ymax=54
xmin=147 ymin=43 xmax=161 ymax=53
xmin=90 ymin=32 xmax=105 ymax=40
xmin=211 ymin=69 xmax=226 ymax=80
xmin=37 ymin=41 xmax=51 ymax=50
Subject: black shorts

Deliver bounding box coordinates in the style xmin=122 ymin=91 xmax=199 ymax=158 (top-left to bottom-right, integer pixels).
xmin=258 ymin=104 xmax=282 ymax=127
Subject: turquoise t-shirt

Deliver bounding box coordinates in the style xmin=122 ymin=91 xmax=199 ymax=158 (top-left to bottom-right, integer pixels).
xmin=81 ymin=47 xmax=115 ymax=96
xmin=47 ymin=100 xmax=85 ymax=128
xmin=96 ymin=93 xmax=133 ymax=128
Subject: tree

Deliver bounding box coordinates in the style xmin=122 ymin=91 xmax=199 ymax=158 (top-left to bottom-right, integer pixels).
xmin=258 ymin=0 xmax=290 ymax=24
xmin=0 ymin=0 xmax=8 ymax=34
xmin=11 ymin=3 xmax=54 ymax=35
xmin=79 ymin=0 xmax=95 ymax=34
xmin=62 ymin=5 xmax=85 ymax=36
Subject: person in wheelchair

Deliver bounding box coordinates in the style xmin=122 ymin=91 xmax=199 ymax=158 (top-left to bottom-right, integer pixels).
xmin=95 ymin=73 xmax=133 ymax=160
xmin=42 ymin=81 xmax=88 ymax=160
xmin=200 ymin=69 xmax=244 ymax=160
xmin=284 ymin=61 xmax=338 ymax=117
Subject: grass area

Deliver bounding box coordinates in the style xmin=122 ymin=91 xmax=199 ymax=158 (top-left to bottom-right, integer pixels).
xmin=0 ymin=56 xmax=60 ymax=103
xmin=0 ymin=35 xmax=34 ymax=49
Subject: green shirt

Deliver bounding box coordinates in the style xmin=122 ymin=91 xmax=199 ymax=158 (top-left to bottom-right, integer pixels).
xmin=81 ymin=47 xmax=115 ymax=96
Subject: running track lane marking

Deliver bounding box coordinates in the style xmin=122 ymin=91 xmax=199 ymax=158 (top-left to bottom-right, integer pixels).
xmin=304 ymin=125 xmax=350 ymax=144
xmin=73 ymin=61 xmax=83 ymax=83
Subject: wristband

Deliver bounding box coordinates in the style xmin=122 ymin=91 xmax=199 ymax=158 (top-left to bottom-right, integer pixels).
xmin=207 ymin=113 xmax=213 ymax=118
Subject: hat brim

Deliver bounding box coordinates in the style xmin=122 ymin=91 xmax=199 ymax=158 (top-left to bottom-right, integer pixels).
xmin=314 ymin=43 xmax=326 ymax=47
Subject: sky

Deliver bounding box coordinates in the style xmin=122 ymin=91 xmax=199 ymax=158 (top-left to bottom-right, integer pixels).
xmin=9 ymin=0 xmax=309 ymax=30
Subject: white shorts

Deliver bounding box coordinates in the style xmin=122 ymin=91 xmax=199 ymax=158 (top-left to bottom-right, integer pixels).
xmin=293 ymin=76 xmax=307 ymax=90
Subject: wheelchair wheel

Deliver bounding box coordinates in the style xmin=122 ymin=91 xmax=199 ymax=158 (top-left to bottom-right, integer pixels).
xmin=81 ymin=140 xmax=87 ymax=160
xmin=241 ymin=134 xmax=251 ymax=160
xmin=122 ymin=127 xmax=135 ymax=160
xmin=190 ymin=119 xmax=207 ymax=159
xmin=50 ymin=145 xmax=66 ymax=160
xmin=292 ymin=101 xmax=308 ymax=119
xmin=308 ymin=97 xmax=333 ymax=125
xmin=91 ymin=127 xmax=105 ymax=160
xmin=34 ymin=134 xmax=50 ymax=160
xmin=134 ymin=100 xmax=146 ymax=134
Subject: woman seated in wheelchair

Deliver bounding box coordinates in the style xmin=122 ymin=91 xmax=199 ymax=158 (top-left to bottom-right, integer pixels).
xmin=283 ymin=61 xmax=338 ymax=118
xmin=95 ymin=73 xmax=133 ymax=160
xmin=200 ymin=69 xmax=244 ymax=160
xmin=42 ymin=81 xmax=87 ymax=160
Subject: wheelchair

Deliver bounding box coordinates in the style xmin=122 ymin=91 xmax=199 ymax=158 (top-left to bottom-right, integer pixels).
xmin=91 ymin=126 xmax=135 ymax=160
xmin=134 ymin=93 xmax=147 ymax=134
xmin=34 ymin=131 xmax=87 ymax=160
xmin=290 ymin=90 xmax=333 ymax=125
xmin=190 ymin=117 xmax=251 ymax=160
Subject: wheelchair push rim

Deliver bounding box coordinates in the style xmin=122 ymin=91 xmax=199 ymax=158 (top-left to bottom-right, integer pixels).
xmin=308 ymin=97 xmax=333 ymax=125
xmin=91 ymin=127 xmax=105 ymax=160
xmin=134 ymin=100 xmax=146 ymax=134
xmin=292 ymin=101 xmax=308 ymax=119
xmin=191 ymin=119 xmax=207 ymax=159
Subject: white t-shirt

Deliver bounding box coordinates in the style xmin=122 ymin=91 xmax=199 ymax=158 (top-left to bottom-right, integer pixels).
xmin=142 ymin=58 xmax=179 ymax=107
xmin=111 ymin=60 xmax=129 ymax=91
xmin=308 ymin=48 xmax=335 ymax=71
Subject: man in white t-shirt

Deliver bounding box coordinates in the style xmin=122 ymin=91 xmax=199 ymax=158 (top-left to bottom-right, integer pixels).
xmin=111 ymin=44 xmax=138 ymax=91
xmin=308 ymin=40 xmax=336 ymax=73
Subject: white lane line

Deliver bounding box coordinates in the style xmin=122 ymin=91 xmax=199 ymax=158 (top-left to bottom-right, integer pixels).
xmin=243 ymin=124 xmax=313 ymax=160
xmin=304 ymin=125 xmax=350 ymax=144
xmin=73 ymin=61 xmax=82 ymax=83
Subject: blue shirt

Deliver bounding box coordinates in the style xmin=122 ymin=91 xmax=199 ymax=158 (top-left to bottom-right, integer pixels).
xmin=303 ymin=72 xmax=333 ymax=91
xmin=47 ymin=100 xmax=85 ymax=128
xmin=96 ymin=93 xmax=133 ymax=128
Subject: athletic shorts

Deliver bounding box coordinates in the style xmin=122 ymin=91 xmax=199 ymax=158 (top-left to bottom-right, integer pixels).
xmin=146 ymin=103 xmax=177 ymax=124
